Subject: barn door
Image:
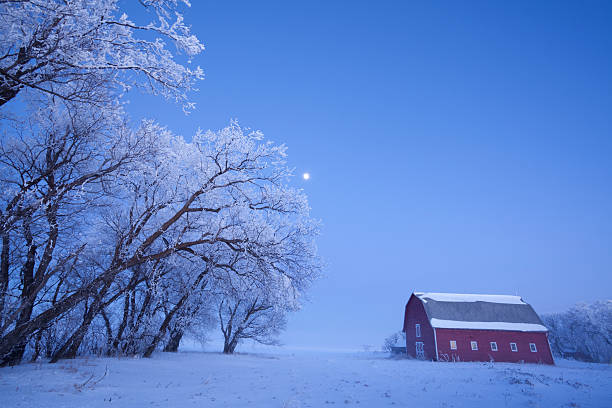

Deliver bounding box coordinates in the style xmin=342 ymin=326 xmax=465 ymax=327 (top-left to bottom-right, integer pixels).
xmin=415 ymin=342 xmax=425 ymax=359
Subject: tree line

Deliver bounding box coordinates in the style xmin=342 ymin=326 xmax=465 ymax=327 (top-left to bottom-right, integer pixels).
xmin=543 ymin=301 xmax=612 ymax=363
xmin=0 ymin=0 xmax=321 ymax=366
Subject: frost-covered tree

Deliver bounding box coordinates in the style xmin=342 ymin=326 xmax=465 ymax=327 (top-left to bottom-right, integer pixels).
xmin=0 ymin=0 xmax=203 ymax=109
xmin=0 ymin=101 xmax=153 ymax=365
xmin=383 ymin=331 xmax=406 ymax=353
xmin=0 ymin=120 xmax=321 ymax=365
xmin=213 ymin=267 xmax=303 ymax=354
xmin=0 ymin=0 xmax=321 ymax=366
xmin=0 ymin=0 xmax=205 ymax=364
xmin=218 ymin=294 xmax=286 ymax=354
xmin=88 ymin=256 xmax=213 ymax=357
xmin=543 ymin=301 xmax=612 ymax=363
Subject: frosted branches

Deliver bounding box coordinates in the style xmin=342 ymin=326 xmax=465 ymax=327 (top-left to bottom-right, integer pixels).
xmin=0 ymin=0 xmax=321 ymax=365
xmin=0 ymin=117 xmax=321 ymax=364
xmin=0 ymin=0 xmax=204 ymax=110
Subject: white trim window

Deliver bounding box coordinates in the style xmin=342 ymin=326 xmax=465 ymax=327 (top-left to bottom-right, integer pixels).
xmin=529 ymin=343 xmax=537 ymax=352
xmin=450 ymin=340 xmax=457 ymax=350
xmin=490 ymin=341 xmax=498 ymax=351
xmin=415 ymin=341 xmax=425 ymax=359
xmin=415 ymin=323 xmax=421 ymax=338
xmin=470 ymin=341 xmax=478 ymax=351
xmin=510 ymin=342 xmax=518 ymax=352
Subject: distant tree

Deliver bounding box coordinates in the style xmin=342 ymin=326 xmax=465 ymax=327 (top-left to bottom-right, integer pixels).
xmin=543 ymin=301 xmax=612 ymax=363
xmin=383 ymin=331 xmax=406 ymax=353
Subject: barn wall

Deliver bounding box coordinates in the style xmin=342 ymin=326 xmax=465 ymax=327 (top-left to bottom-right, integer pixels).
xmin=435 ymin=328 xmax=554 ymax=364
xmin=403 ymin=295 xmax=436 ymax=360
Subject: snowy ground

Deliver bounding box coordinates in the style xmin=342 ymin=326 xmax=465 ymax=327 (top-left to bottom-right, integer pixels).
xmin=1 ymin=351 xmax=611 ymax=407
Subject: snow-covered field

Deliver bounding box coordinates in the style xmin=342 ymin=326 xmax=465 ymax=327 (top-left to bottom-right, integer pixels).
xmin=1 ymin=351 xmax=611 ymax=407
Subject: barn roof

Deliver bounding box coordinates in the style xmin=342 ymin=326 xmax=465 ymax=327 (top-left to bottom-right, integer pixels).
xmin=413 ymin=292 xmax=548 ymax=332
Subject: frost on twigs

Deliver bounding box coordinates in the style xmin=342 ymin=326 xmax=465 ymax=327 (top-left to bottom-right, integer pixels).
xmin=543 ymin=301 xmax=612 ymax=363
xmin=0 ymin=0 xmax=320 ymax=366
xmin=0 ymin=0 xmax=204 ymax=110
xmin=0 ymin=114 xmax=321 ymax=364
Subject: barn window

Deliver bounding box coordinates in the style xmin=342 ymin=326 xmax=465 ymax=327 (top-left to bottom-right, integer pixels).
xmin=490 ymin=342 xmax=498 ymax=351
xmin=470 ymin=341 xmax=478 ymax=351
xmin=415 ymin=324 xmax=421 ymax=338
xmin=450 ymin=340 xmax=457 ymax=350
xmin=529 ymin=343 xmax=537 ymax=352
xmin=510 ymin=342 xmax=518 ymax=352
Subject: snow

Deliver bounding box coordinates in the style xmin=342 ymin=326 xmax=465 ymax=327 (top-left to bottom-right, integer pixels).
xmin=417 ymin=292 xmax=526 ymax=304
xmin=430 ymin=319 xmax=549 ymax=332
xmin=1 ymin=351 xmax=610 ymax=407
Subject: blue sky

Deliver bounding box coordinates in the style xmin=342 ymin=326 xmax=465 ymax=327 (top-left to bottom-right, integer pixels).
xmin=124 ymin=1 xmax=612 ymax=349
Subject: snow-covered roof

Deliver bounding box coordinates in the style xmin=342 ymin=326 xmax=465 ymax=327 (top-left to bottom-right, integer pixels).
xmin=415 ymin=292 xmax=525 ymax=305
xmin=430 ymin=319 xmax=548 ymax=332
xmin=413 ymin=292 xmax=548 ymax=333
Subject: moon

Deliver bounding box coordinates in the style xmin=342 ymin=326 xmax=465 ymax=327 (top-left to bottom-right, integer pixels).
xmin=302 ymin=172 xmax=310 ymax=180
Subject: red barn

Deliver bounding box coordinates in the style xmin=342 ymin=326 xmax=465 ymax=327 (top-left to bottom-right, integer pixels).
xmin=403 ymin=292 xmax=554 ymax=364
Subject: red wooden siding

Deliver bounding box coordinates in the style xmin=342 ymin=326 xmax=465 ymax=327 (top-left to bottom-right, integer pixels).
xmin=435 ymin=328 xmax=554 ymax=364
xmin=403 ymin=294 xmax=436 ymax=360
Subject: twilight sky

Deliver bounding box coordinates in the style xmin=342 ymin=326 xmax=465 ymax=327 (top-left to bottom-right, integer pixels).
xmin=123 ymin=0 xmax=612 ymax=350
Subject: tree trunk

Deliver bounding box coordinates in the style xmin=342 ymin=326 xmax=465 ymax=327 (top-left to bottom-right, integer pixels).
xmin=163 ymin=329 xmax=183 ymax=352
xmin=30 ymin=329 xmax=44 ymax=362
xmin=143 ymin=293 xmax=189 ymax=358
xmin=0 ymin=276 xmax=102 ymax=364
xmin=49 ymin=307 xmax=92 ymax=363
xmin=100 ymin=308 xmax=113 ymax=355
xmin=0 ymin=232 xmax=9 ymax=325
xmin=3 ymin=303 xmax=33 ymax=365
xmin=0 ymin=81 xmax=20 ymax=107
xmin=3 ymin=226 xmax=37 ymax=366
xmin=143 ymin=269 xmax=208 ymax=358
xmin=111 ymin=292 xmax=131 ymax=353
xmin=223 ymin=336 xmax=239 ymax=354
xmin=50 ymin=280 xmax=112 ymax=363
xmin=2 ymin=189 xmax=59 ymax=366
